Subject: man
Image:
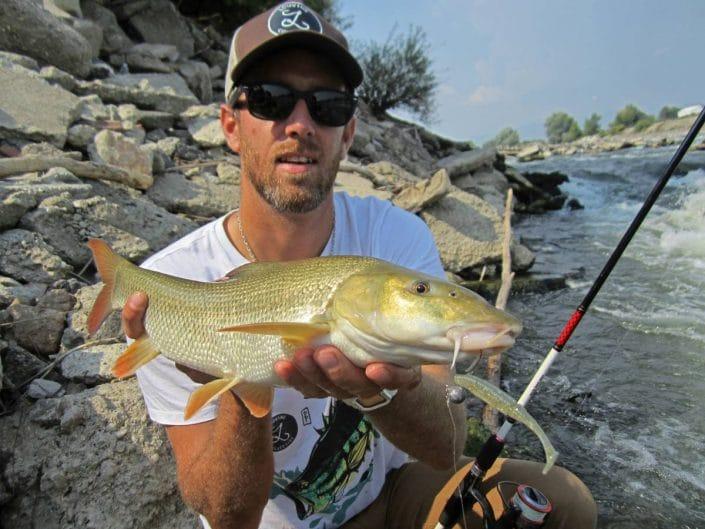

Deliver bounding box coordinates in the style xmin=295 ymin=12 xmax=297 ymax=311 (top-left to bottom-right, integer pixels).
xmin=122 ymin=3 xmax=597 ymax=528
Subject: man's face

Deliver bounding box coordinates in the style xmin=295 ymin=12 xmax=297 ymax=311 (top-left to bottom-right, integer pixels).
xmin=221 ymin=48 xmax=356 ymax=214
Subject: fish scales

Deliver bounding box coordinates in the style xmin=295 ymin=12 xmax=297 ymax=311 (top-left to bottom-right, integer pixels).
xmin=112 ymin=256 xmax=382 ymax=383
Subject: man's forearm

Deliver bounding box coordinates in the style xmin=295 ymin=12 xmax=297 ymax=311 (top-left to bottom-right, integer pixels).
xmin=170 ymin=391 xmax=273 ymax=529
xmin=367 ymin=368 xmax=466 ymax=469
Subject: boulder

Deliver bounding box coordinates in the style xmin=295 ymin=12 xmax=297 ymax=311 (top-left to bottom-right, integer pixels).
xmin=392 ymin=169 xmax=451 ymax=213
xmin=1 ymin=342 xmax=48 ymax=387
xmin=435 ymin=146 xmax=498 ymax=179
xmin=516 ymin=144 xmax=545 ymax=162
xmin=365 ymin=161 xmax=420 ymax=186
xmin=59 ymin=342 xmax=124 ymax=384
xmin=147 ymin=172 xmax=239 ymax=218
xmin=0 ymin=381 xmax=197 ymax=529
xmin=126 ymin=0 xmax=195 ymax=59
xmin=81 ymin=0 xmax=133 ymax=54
xmin=0 ymin=191 xmax=37 ymax=231
xmin=178 ymin=61 xmax=213 ymax=103
xmin=0 ymin=0 xmax=92 ymax=77
xmin=27 ymin=378 xmax=65 ymax=399
xmin=8 ymin=303 xmax=67 ymax=356
xmin=0 ymin=69 xmax=81 ymax=147
xmin=334 ymin=171 xmax=392 ymax=200
xmin=0 ymin=230 xmax=72 ymax=284
xmin=68 ymin=18 xmax=103 ymax=60
xmin=421 ymin=187 xmax=503 ymax=273
xmin=181 ymin=105 xmax=225 ymax=147
xmin=89 ymin=130 xmax=153 ymax=179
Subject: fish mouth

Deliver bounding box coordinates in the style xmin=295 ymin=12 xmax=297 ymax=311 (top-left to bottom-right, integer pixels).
xmin=446 ymin=322 xmax=522 ymax=368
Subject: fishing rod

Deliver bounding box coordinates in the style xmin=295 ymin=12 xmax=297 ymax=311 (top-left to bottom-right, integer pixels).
xmin=437 ymin=105 xmax=705 ymax=529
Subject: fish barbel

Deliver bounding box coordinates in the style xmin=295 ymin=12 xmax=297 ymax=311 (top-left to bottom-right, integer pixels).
xmin=87 ymin=239 xmax=522 ymax=420
xmin=453 ymin=373 xmax=558 ymax=474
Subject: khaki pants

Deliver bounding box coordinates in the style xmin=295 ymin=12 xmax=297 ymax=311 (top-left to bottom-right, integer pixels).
xmin=340 ymin=458 xmax=597 ymax=529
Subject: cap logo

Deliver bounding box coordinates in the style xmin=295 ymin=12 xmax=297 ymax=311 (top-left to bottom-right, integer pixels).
xmin=268 ymin=2 xmax=323 ymax=35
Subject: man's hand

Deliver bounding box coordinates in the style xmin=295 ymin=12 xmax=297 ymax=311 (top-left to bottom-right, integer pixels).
xmin=273 ymin=346 xmax=421 ymax=401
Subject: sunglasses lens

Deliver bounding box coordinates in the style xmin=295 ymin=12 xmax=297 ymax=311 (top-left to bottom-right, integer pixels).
xmin=309 ymin=90 xmax=356 ymax=127
xmin=239 ymin=84 xmax=356 ymax=126
xmin=246 ymin=84 xmax=296 ymax=121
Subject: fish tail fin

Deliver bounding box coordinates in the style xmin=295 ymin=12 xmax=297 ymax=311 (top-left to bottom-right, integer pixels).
xmin=87 ymin=238 xmax=124 ymax=335
xmin=184 ymin=379 xmax=274 ymax=420
xmin=111 ymin=335 xmax=159 ymax=378
xmin=185 ymin=378 xmax=239 ymax=420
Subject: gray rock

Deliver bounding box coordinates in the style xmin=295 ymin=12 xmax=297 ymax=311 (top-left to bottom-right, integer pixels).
xmin=435 ymin=146 xmax=497 ymax=179
xmin=0 ymin=280 xmax=48 ymax=305
xmin=107 ymin=73 xmax=196 ymax=98
xmin=0 ymin=69 xmax=81 ymax=147
xmin=421 ymin=187 xmax=503 ymax=273
xmin=129 ymin=43 xmax=180 ymax=63
xmin=516 ymin=144 xmax=545 ymax=162
xmin=334 ymin=171 xmax=392 ymax=201
xmin=20 ymin=141 xmax=81 ymax=160
xmin=1 ymin=342 xmax=47 ymax=386
xmin=126 ymin=0 xmax=195 ymax=59
xmin=27 ymin=397 xmax=62 ymax=427
xmin=392 ymin=168 xmax=451 ymax=213
xmin=81 ymin=0 xmax=133 ymax=54
xmin=134 ymin=110 xmax=176 ymax=131
xmin=8 ymin=303 xmax=67 ymax=356
xmin=27 ymin=379 xmax=65 ymax=399
xmin=44 ymin=0 xmax=82 ymax=18
xmin=37 ymin=289 xmax=76 ymax=312
xmin=89 ymin=130 xmax=153 ymax=178
xmin=125 ymin=51 xmax=174 ymax=74
xmin=181 ymin=104 xmax=224 ymax=147
xmin=178 ymin=60 xmax=213 ymax=103
xmin=0 ymin=191 xmax=37 ymax=230
xmin=68 ymin=18 xmax=103 ymax=60
xmin=511 ymin=243 xmax=535 ymax=272
xmin=67 ymin=283 xmax=123 ymax=343
xmin=0 ymin=380 xmax=197 ymax=529
xmin=216 ymin=162 xmax=240 ymax=184
xmin=454 ymin=169 xmax=510 ymax=215
xmin=0 ymin=51 xmax=39 ymax=71
xmin=147 ymin=172 xmax=238 ymax=218
xmin=0 ymin=0 xmax=92 ymax=77
xmin=156 ymin=137 xmax=181 ymax=158
xmin=66 ymin=123 xmax=98 ymax=148
xmin=0 ymin=230 xmax=72 ymax=284
xmin=38 ymin=64 xmax=78 ymax=91
xmin=366 ymin=160 xmax=421 ymax=186
xmin=59 ymin=342 xmax=123 ymax=384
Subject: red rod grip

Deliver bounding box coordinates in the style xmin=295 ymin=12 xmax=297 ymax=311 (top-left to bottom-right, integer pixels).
xmin=554 ymin=309 xmax=585 ymax=349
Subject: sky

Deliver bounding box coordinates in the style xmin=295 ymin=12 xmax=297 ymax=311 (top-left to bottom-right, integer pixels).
xmin=338 ymin=0 xmax=705 ymax=143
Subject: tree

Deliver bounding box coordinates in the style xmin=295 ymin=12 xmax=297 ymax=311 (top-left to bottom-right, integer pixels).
xmin=545 ymin=112 xmax=582 ymax=143
xmin=609 ymin=104 xmax=653 ymax=133
xmin=583 ymin=113 xmax=601 ymax=136
xmin=658 ymin=105 xmax=680 ymax=121
xmin=484 ymin=127 xmax=520 ymax=147
xmin=356 ymin=26 xmax=437 ymax=121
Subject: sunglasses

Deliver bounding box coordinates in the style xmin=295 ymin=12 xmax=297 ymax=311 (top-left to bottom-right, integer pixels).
xmin=231 ymin=83 xmax=357 ymax=127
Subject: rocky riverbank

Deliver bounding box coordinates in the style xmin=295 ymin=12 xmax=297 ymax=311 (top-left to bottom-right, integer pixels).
xmin=503 ymin=115 xmax=705 ymax=162
xmin=0 ymin=2 xmax=578 ymax=527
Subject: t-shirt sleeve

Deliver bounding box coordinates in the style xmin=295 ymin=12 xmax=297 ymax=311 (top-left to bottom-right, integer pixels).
xmin=373 ymin=204 xmax=446 ymax=279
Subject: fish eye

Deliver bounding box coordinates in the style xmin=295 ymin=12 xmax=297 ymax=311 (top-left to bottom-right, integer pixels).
xmin=449 ymin=290 xmax=457 ymax=298
xmin=412 ymin=280 xmax=430 ymax=295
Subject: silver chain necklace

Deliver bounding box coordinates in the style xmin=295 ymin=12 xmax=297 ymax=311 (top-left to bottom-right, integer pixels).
xmin=236 ymin=209 xmax=336 ymax=262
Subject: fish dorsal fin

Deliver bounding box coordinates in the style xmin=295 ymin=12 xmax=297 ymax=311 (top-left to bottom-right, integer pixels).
xmin=111 ymin=336 xmax=159 ymax=378
xmin=223 ymin=261 xmax=286 ymax=281
xmin=218 ymin=322 xmax=330 ymax=347
xmin=184 ymin=378 xmax=239 ymax=420
xmin=232 ymin=382 xmax=274 ymax=418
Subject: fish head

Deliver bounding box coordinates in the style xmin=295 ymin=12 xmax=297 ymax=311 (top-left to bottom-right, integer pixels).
xmin=331 ymin=263 xmax=523 ymax=366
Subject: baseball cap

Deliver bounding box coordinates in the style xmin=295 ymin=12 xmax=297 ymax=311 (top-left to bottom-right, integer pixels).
xmin=224 ymin=2 xmax=363 ymax=101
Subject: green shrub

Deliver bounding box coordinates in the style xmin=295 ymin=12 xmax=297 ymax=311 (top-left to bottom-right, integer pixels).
xmin=609 ymin=104 xmax=653 ymax=133
xmin=658 ymin=105 xmax=680 ymax=121
xmin=356 ymin=26 xmax=437 ymax=121
xmin=545 ymin=112 xmax=582 ymax=143
xmin=583 ymin=113 xmax=601 ymax=136
xmin=634 ymin=116 xmax=656 ymax=131
xmin=484 ymin=127 xmax=520 ymax=147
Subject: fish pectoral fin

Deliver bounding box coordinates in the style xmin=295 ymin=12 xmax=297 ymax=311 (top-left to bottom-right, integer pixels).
xmin=232 ymin=383 xmax=274 ymax=418
xmin=184 ymin=378 xmax=240 ymax=420
xmin=217 ymin=322 xmax=330 ymax=347
xmin=111 ymin=336 xmax=159 ymax=378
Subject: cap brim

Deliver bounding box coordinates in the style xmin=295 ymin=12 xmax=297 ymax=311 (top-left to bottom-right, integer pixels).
xmin=231 ymin=32 xmax=363 ymax=91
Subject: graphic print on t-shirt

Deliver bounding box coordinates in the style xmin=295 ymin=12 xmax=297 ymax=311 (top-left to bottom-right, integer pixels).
xmin=270 ymin=400 xmax=378 ymax=526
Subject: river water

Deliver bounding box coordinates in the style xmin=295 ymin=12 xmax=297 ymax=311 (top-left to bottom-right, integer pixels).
xmin=500 ymin=146 xmax=705 ymax=528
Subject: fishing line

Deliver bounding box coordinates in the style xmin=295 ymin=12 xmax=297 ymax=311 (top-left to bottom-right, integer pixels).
xmin=436 ymin=106 xmax=705 ymax=529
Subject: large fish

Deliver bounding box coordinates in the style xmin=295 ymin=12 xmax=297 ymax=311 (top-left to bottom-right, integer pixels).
xmin=87 ymin=239 xmax=522 ymax=420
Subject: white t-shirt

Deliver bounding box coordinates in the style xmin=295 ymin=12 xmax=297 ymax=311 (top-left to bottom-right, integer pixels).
xmin=135 ymin=192 xmax=445 ymax=529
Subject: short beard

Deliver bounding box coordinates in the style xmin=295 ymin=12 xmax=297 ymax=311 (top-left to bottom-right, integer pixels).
xmin=241 ymin=141 xmax=340 ymax=214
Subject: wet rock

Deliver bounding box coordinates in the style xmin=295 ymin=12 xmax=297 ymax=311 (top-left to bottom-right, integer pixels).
xmin=392 ymin=168 xmax=451 ymax=213
xmin=435 ymin=146 xmax=498 ymax=179
xmin=511 ymin=243 xmax=536 ymax=273
xmin=421 ymin=187 xmax=503 ymax=274
xmin=0 ymin=69 xmax=81 ymax=148
xmin=27 ymin=379 xmax=65 ymax=399
xmin=0 ymin=380 xmax=196 ymax=529
xmin=0 ymin=230 xmax=72 ymax=284
xmin=0 ymin=0 xmax=92 ymax=77
xmin=8 ymin=303 xmax=67 ymax=356
xmin=567 ymin=198 xmax=584 ymax=210
xmin=126 ymin=0 xmax=195 ymax=59
xmin=0 ymin=191 xmax=37 ymax=231
xmin=89 ymin=130 xmax=153 ymax=179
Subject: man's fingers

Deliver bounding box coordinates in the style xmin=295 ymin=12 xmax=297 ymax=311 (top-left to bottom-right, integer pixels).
xmin=121 ymin=292 xmax=148 ymax=339
xmin=365 ymin=363 xmax=422 ymax=390
xmin=274 ymin=358 xmax=328 ymax=398
xmin=313 ymin=346 xmax=381 ymax=399
xmin=294 ymin=347 xmax=354 ymax=400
